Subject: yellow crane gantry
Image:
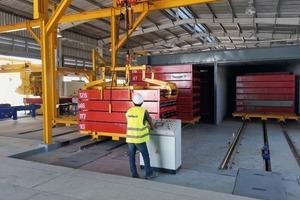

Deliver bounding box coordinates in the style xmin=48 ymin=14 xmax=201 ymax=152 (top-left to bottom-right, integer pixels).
xmin=0 ymin=0 xmax=222 ymax=145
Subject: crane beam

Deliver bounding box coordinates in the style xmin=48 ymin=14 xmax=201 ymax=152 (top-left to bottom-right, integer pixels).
xmin=0 ymin=0 xmax=222 ymax=33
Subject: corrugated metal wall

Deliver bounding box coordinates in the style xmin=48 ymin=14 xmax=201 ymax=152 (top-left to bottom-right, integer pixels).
xmin=0 ymin=11 xmax=40 ymax=59
xmin=0 ymin=33 xmax=40 ymax=59
xmin=0 ymin=11 xmax=127 ymax=68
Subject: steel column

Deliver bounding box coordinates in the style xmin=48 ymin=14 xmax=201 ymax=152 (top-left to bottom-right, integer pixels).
xmin=214 ymin=62 xmax=218 ymax=125
xmin=40 ymin=0 xmax=72 ymax=144
xmin=33 ymin=0 xmax=48 ymax=19
xmin=41 ymin=20 xmax=53 ymax=144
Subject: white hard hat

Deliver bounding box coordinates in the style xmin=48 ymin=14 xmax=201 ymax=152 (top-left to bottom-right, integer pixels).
xmin=132 ymin=93 xmax=144 ymax=104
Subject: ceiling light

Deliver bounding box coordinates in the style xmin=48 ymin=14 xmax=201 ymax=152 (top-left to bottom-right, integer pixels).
xmin=249 ymin=31 xmax=257 ymax=39
xmin=245 ymin=0 xmax=256 ymax=15
xmin=57 ymin=28 xmax=62 ymax=38
xmin=135 ymin=25 xmax=142 ymax=31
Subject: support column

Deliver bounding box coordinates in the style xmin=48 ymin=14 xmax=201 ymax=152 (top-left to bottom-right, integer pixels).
xmin=41 ymin=20 xmax=53 ymax=144
xmin=213 ymin=62 xmax=218 ymax=125
xmin=39 ymin=0 xmax=72 ymax=144
xmin=57 ymin=39 xmax=64 ymax=96
xmin=50 ymin=31 xmax=58 ymax=118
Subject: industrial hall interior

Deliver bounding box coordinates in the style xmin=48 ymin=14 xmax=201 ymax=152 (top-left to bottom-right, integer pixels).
xmin=1 ymin=0 xmax=300 ymax=200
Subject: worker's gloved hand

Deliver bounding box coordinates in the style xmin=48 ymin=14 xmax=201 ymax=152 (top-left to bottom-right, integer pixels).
xmin=151 ymin=124 xmax=155 ymax=130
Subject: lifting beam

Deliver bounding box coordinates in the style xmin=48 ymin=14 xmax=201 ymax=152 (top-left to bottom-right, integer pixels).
xmin=0 ymin=0 xmax=222 ymax=145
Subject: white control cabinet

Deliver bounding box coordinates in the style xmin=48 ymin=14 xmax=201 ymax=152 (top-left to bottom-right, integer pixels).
xmin=140 ymin=119 xmax=181 ymax=174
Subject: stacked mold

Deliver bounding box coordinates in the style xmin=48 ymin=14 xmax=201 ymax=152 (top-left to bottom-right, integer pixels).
xmin=77 ymin=89 xmax=177 ymax=137
xmin=132 ymin=64 xmax=201 ymax=122
xmin=297 ymin=76 xmax=300 ymax=115
xmin=236 ymin=73 xmax=295 ymax=113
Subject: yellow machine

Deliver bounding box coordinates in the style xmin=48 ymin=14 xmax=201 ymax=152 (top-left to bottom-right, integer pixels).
xmin=0 ymin=63 xmax=42 ymax=96
xmin=0 ymin=62 xmax=93 ymax=117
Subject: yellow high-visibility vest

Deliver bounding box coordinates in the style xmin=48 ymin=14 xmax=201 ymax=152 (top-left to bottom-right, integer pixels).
xmin=126 ymin=106 xmax=149 ymax=143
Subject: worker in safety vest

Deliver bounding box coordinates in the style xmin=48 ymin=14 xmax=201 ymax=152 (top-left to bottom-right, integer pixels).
xmin=126 ymin=93 xmax=158 ymax=179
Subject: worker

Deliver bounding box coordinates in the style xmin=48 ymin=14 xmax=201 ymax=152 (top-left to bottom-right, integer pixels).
xmin=126 ymin=93 xmax=158 ymax=180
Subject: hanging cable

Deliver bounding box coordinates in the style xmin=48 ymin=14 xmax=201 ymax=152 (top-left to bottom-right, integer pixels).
xmin=126 ymin=3 xmax=133 ymax=66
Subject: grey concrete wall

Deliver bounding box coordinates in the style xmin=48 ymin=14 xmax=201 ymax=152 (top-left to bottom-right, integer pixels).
xmin=286 ymin=61 xmax=300 ymax=75
xmin=216 ymin=66 xmax=228 ymax=124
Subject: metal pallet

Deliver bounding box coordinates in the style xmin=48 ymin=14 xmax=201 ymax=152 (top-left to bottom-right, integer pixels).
xmin=233 ymin=111 xmax=299 ymax=122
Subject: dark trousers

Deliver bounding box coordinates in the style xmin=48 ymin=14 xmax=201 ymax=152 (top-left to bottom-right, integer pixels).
xmin=128 ymin=142 xmax=152 ymax=176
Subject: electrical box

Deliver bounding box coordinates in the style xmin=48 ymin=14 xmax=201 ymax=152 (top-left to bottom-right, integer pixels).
xmin=140 ymin=119 xmax=181 ymax=174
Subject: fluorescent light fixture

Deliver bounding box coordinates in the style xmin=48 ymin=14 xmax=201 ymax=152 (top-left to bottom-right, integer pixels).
xmin=250 ymin=31 xmax=257 ymax=39
xmin=245 ymin=0 xmax=256 ymax=15
xmin=57 ymin=28 xmax=62 ymax=38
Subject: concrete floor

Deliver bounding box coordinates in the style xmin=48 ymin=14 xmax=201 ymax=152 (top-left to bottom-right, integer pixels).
xmin=0 ymin=115 xmax=300 ymax=200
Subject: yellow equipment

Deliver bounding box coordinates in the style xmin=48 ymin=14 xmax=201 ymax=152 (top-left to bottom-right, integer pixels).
xmin=0 ymin=63 xmax=42 ymax=96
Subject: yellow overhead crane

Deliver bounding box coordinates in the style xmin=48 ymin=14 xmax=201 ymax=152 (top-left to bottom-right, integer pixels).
xmin=0 ymin=0 xmax=222 ymax=145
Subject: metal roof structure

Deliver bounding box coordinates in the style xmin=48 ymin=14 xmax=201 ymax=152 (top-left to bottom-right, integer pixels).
xmin=0 ymin=0 xmax=300 ymax=56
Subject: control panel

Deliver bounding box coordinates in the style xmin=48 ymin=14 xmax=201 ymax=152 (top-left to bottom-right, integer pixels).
xmin=141 ymin=118 xmax=182 ymax=173
xmin=150 ymin=119 xmax=181 ymax=136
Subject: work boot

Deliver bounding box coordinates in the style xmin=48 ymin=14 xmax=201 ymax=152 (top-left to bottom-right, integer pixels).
xmin=132 ymin=174 xmax=140 ymax=178
xmin=145 ymin=172 xmax=158 ymax=180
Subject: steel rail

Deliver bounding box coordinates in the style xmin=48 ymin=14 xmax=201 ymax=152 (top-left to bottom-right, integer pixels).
xmin=105 ymin=142 xmax=126 ymax=151
xmin=262 ymin=121 xmax=272 ymax=171
xmin=79 ymin=138 xmax=126 ymax=151
xmin=79 ymin=137 xmax=111 ymax=150
xmin=18 ymin=128 xmax=43 ymax=135
xmin=280 ymin=123 xmax=300 ymax=167
xmin=52 ymin=130 xmax=78 ymax=138
xmin=219 ymin=120 xmax=247 ymax=169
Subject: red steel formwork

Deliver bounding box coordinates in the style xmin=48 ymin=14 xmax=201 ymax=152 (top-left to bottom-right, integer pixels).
xmin=236 ymin=94 xmax=295 ymax=100
xmin=297 ymin=78 xmax=300 ymax=115
xmin=235 ymin=74 xmax=295 ymax=114
xmin=236 ymin=106 xmax=295 ymax=113
xmin=177 ymin=108 xmax=201 ymax=120
xmin=78 ymin=89 xmax=177 ymax=137
xmin=236 ymin=74 xmax=295 ymax=82
xmin=236 ymin=88 xmax=295 ymax=94
xmin=177 ymin=102 xmax=201 ymax=111
xmin=132 ymin=65 xmax=201 ymax=123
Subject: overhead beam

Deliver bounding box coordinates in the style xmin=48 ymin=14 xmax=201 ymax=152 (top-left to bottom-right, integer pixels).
xmin=58 ymin=20 xmax=89 ymax=31
xmin=149 ymin=0 xmax=221 ymax=10
xmin=137 ymin=45 xmax=300 ymax=65
xmin=61 ymin=0 xmax=222 ymax=23
xmin=135 ymin=17 xmax=300 ymax=31
xmin=116 ymin=3 xmax=150 ymax=51
xmin=3 ymin=16 xmax=299 ymax=35
xmin=0 ymin=20 xmax=41 ymax=33
xmin=99 ymin=17 xmax=300 ymax=44
xmin=0 ymin=0 xmax=222 ymax=33
xmin=132 ymin=33 xmax=300 ymax=52
xmin=45 ymin=0 xmax=72 ymax=35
